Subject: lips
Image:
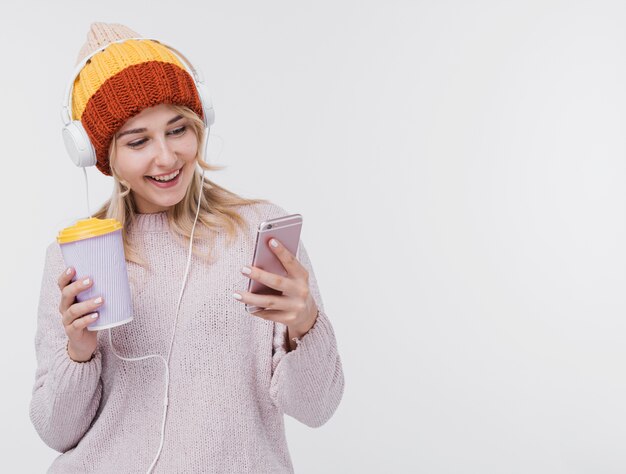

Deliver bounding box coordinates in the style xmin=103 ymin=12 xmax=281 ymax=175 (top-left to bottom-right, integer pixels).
xmin=147 ymin=168 xmax=181 ymax=182
xmin=145 ymin=168 xmax=182 ymax=188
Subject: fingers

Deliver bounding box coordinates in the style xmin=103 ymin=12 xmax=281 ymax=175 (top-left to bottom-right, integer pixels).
xmin=235 ymin=239 xmax=312 ymax=325
xmin=233 ymin=290 xmax=303 ymax=314
xmin=241 ymin=265 xmax=296 ymax=293
xmin=57 ymin=269 xmax=103 ymax=332
xmin=68 ymin=312 xmax=100 ymax=332
xmin=57 ymin=266 xmax=75 ymax=290
xmin=58 ymin=272 xmax=93 ymax=314
xmin=62 ymin=295 xmax=104 ymax=328
xmin=240 ymin=264 xmax=310 ymax=303
xmin=266 ymin=238 xmax=309 ymax=281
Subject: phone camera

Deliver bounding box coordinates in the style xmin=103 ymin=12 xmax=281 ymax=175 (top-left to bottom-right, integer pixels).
xmin=266 ymin=224 xmax=273 ymax=230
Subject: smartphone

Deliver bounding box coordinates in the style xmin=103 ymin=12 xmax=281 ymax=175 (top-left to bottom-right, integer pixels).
xmin=245 ymin=213 xmax=303 ymax=313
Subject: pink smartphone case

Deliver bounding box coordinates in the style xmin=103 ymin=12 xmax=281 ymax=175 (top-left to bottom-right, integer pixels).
xmin=246 ymin=213 xmax=303 ymax=313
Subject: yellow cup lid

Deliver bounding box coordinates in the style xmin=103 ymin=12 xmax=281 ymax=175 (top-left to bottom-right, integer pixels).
xmin=57 ymin=217 xmax=122 ymax=244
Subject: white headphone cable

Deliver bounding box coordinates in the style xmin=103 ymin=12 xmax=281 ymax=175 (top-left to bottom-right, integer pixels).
xmin=106 ymin=167 xmax=206 ymax=473
xmin=82 ymin=167 xmax=91 ymax=218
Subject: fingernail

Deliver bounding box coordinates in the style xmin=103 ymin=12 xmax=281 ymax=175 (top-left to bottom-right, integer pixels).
xmin=90 ymin=313 xmax=99 ymax=319
xmin=94 ymin=297 xmax=103 ymax=305
xmin=270 ymin=239 xmax=278 ymax=248
xmin=241 ymin=266 xmax=251 ymax=275
xmin=66 ymin=267 xmax=72 ymax=275
xmin=232 ymin=292 xmax=242 ymax=300
xmin=82 ymin=278 xmax=90 ymax=286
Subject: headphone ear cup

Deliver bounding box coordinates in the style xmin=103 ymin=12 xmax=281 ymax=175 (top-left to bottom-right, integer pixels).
xmin=62 ymin=121 xmax=96 ymax=168
xmin=195 ymin=81 xmax=215 ymax=128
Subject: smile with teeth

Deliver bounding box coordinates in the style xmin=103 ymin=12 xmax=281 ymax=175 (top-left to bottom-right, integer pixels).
xmin=147 ymin=169 xmax=180 ymax=182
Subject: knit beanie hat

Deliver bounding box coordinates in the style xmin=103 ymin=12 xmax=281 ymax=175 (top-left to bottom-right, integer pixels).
xmin=70 ymin=22 xmax=204 ymax=176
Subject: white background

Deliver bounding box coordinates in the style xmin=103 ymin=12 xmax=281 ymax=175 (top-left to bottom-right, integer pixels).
xmin=1 ymin=1 xmax=625 ymax=472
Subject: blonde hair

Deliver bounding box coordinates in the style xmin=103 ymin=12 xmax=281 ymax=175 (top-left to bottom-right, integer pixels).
xmin=92 ymin=105 xmax=269 ymax=267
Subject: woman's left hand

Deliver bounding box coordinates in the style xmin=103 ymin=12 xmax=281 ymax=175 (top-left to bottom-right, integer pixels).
xmin=233 ymin=238 xmax=319 ymax=349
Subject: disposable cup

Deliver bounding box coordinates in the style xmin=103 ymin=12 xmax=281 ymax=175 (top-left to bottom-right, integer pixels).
xmin=57 ymin=217 xmax=133 ymax=331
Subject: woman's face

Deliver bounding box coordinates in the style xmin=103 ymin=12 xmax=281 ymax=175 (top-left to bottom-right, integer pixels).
xmin=113 ymin=103 xmax=198 ymax=213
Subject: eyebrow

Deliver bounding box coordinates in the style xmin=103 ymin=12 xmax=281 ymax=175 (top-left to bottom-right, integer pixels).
xmin=116 ymin=115 xmax=184 ymax=139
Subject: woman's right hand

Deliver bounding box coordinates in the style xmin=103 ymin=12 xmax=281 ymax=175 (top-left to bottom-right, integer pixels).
xmin=58 ymin=267 xmax=104 ymax=362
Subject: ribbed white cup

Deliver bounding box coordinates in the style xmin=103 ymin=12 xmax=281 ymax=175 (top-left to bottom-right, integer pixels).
xmin=60 ymin=229 xmax=133 ymax=331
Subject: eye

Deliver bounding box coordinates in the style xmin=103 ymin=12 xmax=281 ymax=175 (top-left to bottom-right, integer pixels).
xmin=125 ymin=126 xmax=187 ymax=149
xmin=127 ymin=138 xmax=147 ymax=148
xmin=168 ymin=125 xmax=187 ymax=136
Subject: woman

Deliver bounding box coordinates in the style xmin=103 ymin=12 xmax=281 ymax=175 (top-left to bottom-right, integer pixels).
xmin=29 ymin=22 xmax=344 ymax=473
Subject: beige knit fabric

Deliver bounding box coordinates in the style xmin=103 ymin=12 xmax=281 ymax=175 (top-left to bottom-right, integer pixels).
xmin=29 ymin=202 xmax=344 ymax=473
xmin=76 ymin=22 xmax=141 ymax=65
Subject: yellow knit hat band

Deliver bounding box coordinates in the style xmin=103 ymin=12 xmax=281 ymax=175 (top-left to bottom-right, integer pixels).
xmin=71 ymin=39 xmax=186 ymax=120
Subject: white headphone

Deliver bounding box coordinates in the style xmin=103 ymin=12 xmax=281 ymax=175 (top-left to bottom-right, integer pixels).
xmin=60 ymin=37 xmax=215 ymax=169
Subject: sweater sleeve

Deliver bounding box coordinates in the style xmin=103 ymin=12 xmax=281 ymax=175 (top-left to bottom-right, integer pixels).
xmin=29 ymin=241 xmax=103 ymax=452
xmin=269 ymin=240 xmax=345 ymax=428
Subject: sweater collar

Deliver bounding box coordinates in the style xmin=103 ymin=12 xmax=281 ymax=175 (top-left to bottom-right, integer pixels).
xmin=128 ymin=211 xmax=169 ymax=233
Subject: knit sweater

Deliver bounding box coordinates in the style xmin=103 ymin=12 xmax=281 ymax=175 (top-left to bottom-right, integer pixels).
xmin=29 ymin=202 xmax=344 ymax=473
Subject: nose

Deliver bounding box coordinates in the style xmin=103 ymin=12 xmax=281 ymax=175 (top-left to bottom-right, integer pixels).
xmin=153 ymin=135 xmax=178 ymax=169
